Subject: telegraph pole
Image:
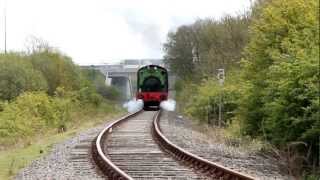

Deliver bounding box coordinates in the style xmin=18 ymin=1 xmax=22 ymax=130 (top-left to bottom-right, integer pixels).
xmin=4 ymin=0 xmax=7 ymax=54
xmin=217 ymin=69 xmax=225 ymax=127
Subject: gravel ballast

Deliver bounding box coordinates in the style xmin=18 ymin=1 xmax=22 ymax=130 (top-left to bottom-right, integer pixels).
xmin=16 ymin=110 xmax=290 ymax=180
xmin=160 ymin=111 xmax=290 ymax=180
xmin=15 ymin=122 xmax=109 ymax=180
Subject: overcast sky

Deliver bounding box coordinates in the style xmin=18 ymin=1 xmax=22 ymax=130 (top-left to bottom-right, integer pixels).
xmin=0 ymin=0 xmax=251 ymax=65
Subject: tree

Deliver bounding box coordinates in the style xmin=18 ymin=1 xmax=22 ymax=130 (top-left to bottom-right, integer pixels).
xmin=241 ymin=0 xmax=319 ymax=170
xmin=196 ymin=15 xmax=250 ymax=76
xmin=30 ymin=51 xmax=81 ymax=95
xmin=163 ymin=25 xmax=198 ymax=80
xmin=163 ymin=15 xmax=250 ymax=81
xmin=80 ymin=68 xmax=121 ymax=101
xmin=0 ymin=53 xmax=48 ymax=101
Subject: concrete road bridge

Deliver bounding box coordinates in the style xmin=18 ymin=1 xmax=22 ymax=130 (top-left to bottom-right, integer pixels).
xmin=83 ymin=59 xmax=174 ymax=100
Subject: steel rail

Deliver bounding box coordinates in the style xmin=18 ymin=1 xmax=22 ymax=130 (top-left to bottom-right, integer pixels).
xmin=152 ymin=110 xmax=256 ymax=180
xmin=92 ymin=111 xmax=141 ymax=180
xmin=93 ymin=109 xmax=256 ymax=180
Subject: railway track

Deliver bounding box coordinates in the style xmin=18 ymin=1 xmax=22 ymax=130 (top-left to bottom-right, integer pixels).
xmin=92 ymin=110 xmax=255 ymax=180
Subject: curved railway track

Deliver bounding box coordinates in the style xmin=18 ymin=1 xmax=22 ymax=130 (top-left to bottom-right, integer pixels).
xmin=92 ymin=110 xmax=255 ymax=180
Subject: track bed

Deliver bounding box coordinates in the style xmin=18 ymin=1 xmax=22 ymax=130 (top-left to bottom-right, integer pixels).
xmin=105 ymin=111 xmax=208 ymax=179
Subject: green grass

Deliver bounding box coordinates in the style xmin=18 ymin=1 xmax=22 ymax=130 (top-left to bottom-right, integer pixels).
xmin=0 ymin=130 xmax=72 ymax=179
xmin=0 ymin=106 xmax=125 ymax=180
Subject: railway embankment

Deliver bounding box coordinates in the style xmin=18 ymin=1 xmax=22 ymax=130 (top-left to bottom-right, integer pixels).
xmin=160 ymin=111 xmax=291 ymax=180
xmin=0 ymin=108 xmax=123 ymax=180
xmin=14 ymin=110 xmax=292 ymax=179
xmin=14 ymin=113 xmax=124 ymax=180
xmin=0 ymin=50 xmax=123 ymax=180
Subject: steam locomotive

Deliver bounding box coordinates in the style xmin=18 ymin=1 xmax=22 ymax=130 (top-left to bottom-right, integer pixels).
xmin=136 ymin=65 xmax=168 ymax=109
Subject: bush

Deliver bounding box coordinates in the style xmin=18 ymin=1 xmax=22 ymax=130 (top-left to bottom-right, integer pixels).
xmin=0 ymin=101 xmax=7 ymax=112
xmin=30 ymin=51 xmax=81 ymax=95
xmin=80 ymin=68 xmax=121 ymax=101
xmin=0 ymin=53 xmax=48 ymax=101
xmin=174 ymin=79 xmax=198 ymax=111
xmin=0 ymin=92 xmax=71 ymax=144
xmin=77 ymin=87 xmax=103 ymax=106
xmin=96 ymin=85 xmax=121 ymax=101
xmin=0 ymin=42 xmax=121 ymax=149
xmin=240 ymin=0 xmax=319 ymax=172
xmin=184 ymin=72 xmax=242 ymax=126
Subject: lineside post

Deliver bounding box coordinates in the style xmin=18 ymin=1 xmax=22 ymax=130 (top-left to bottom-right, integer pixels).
xmin=217 ymin=68 xmax=225 ymax=127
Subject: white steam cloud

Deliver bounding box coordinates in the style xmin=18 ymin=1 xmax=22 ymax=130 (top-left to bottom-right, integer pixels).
xmin=160 ymin=99 xmax=176 ymax=111
xmin=123 ymin=99 xmax=144 ymax=113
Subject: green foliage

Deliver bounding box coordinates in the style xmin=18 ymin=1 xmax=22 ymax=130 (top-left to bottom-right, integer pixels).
xmin=168 ymin=0 xmax=319 ymax=175
xmin=0 ymin=49 xmax=82 ymax=100
xmin=164 ymin=14 xmax=250 ymax=80
xmin=96 ymin=85 xmax=121 ymax=101
xmin=184 ymin=72 xmax=243 ymax=126
xmin=30 ymin=51 xmax=81 ymax=95
xmin=303 ymin=174 xmax=320 ymax=180
xmin=196 ymin=15 xmax=250 ymax=75
xmin=163 ymin=26 xmax=197 ymax=80
xmin=0 ymin=88 xmax=118 ymax=146
xmin=0 ymin=101 xmax=6 ymax=112
xmin=80 ymin=68 xmax=121 ymax=101
xmin=0 ymin=53 xmax=48 ymax=101
xmin=0 ymin=92 xmax=71 ymax=143
xmin=0 ymin=43 xmax=121 ymax=148
xmin=174 ymin=79 xmax=198 ymax=110
xmin=240 ymin=0 xmax=319 ymax=171
xmin=77 ymin=87 xmax=103 ymax=106
xmin=80 ymin=68 xmax=106 ymax=87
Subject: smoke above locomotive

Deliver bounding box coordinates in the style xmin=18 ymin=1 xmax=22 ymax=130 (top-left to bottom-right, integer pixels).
xmin=136 ymin=65 xmax=168 ymax=110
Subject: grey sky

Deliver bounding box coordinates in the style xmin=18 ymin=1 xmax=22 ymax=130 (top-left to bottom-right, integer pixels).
xmin=0 ymin=0 xmax=251 ymax=65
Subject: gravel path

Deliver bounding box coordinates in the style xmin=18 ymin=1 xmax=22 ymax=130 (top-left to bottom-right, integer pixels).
xmin=15 ymin=121 xmax=110 ymax=180
xmin=160 ymin=111 xmax=290 ymax=180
